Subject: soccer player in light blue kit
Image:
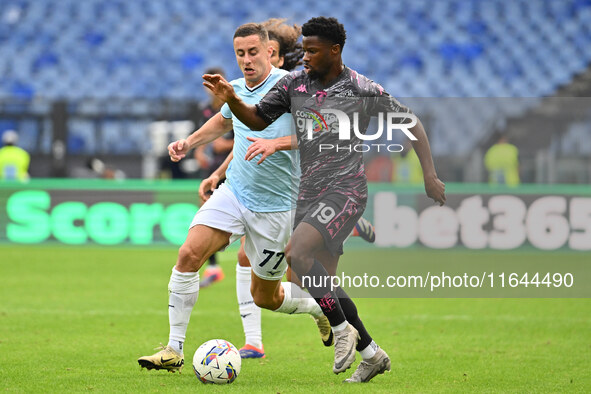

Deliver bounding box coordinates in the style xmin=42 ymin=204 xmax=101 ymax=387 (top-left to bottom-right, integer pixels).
xmin=138 ymin=23 xmax=331 ymax=373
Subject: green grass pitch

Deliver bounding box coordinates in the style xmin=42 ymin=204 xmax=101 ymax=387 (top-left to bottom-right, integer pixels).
xmin=0 ymin=244 xmax=590 ymax=392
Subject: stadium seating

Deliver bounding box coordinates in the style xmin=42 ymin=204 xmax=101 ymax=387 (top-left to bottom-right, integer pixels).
xmin=0 ymin=0 xmax=590 ymax=155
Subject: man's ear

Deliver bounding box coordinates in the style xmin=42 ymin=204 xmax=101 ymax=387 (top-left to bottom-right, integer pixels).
xmin=331 ymin=44 xmax=341 ymax=55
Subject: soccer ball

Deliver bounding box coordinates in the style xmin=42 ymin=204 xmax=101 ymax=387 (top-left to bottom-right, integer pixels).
xmin=192 ymin=339 xmax=241 ymax=384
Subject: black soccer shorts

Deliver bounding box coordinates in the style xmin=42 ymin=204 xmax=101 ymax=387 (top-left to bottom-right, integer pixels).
xmin=294 ymin=192 xmax=366 ymax=256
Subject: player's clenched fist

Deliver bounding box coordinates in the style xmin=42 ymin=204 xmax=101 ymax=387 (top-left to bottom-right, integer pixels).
xmin=198 ymin=174 xmax=220 ymax=203
xmin=168 ymin=139 xmax=189 ymax=162
xmin=424 ymin=175 xmax=446 ymax=206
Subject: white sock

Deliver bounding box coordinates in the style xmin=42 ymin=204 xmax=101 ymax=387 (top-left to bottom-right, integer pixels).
xmin=332 ymin=321 xmax=348 ymax=333
xmin=359 ymin=340 xmax=379 ymax=360
xmin=167 ymin=267 xmax=199 ymax=354
xmin=236 ymin=264 xmax=262 ymax=349
xmin=274 ymin=282 xmax=323 ymax=317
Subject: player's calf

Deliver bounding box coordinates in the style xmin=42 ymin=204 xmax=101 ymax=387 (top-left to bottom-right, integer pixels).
xmin=251 ymin=278 xmax=283 ymax=311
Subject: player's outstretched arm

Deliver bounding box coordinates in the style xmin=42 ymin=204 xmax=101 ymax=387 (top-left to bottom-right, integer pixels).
xmin=168 ymin=112 xmax=232 ymax=162
xmin=203 ymin=74 xmax=268 ymax=131
xmin=245 ymin=135 xmax=297 ymax=164
xmin=409 ymin=118 xmax=446 ymax=206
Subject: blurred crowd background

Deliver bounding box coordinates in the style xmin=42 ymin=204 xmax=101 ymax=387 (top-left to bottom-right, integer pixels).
xmin=1 ymin=0 xmax=590 ymax=184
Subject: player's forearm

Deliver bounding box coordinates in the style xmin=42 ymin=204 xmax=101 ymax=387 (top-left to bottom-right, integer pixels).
xmin=186 ymin=113 xmax=232 ymax=149
xmin=409 ymin=118 xmax=438 ymax=178
xmin=273 ymin=135 xmax=298 ymax=151
xmin=226 ymin=95 xmax=268 ymax=131
xmin=212 ymin=151 xmax=233 ymax=180
xmin=212 ymin=138 xmax=234 ymax=153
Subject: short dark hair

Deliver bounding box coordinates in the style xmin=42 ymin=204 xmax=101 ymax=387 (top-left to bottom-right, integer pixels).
xmin=302 ymin=17 xmax=346 ymax=50
xmin=233 ymin=23 xmax=269 ymax=43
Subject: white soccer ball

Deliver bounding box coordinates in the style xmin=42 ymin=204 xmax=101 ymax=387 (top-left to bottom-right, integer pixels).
xmin=192 ymin=339 xmax=241 ymax=384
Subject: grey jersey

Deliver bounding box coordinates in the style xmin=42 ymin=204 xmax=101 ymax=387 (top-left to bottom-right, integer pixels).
xmin=256 ymin=66 xmax=411 ymax=204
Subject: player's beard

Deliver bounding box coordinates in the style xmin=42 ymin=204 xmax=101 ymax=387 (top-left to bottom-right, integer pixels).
xmin=304 ymin=65 xmax=319 ymax=80
xmin=305 ymin=61 xmax=330 ymax=81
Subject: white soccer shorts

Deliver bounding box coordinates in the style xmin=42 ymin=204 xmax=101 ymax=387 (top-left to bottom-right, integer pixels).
xmin=190 ymin=183 xmax=292 ymax=280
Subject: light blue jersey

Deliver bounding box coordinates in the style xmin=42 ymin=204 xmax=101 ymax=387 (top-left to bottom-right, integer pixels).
xmin=221 ymin=67 xmax=299 ymax=212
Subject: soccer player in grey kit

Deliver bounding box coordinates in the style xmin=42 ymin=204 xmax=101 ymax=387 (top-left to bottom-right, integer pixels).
xmin=204 ymin=16 xmax=446 ymax=383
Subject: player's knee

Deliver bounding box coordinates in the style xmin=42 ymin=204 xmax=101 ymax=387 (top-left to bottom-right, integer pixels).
xmin=286 ymin=245 xmax=313 ymax=276
xmin=177 ymin=243 xmax=205 ymax=271
xmin=285 ymin=243 xmax=302 ymax=265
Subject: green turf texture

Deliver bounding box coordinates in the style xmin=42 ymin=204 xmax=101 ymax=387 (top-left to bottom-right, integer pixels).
xmin=1 ymin=245 xmax=589 ymax=393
